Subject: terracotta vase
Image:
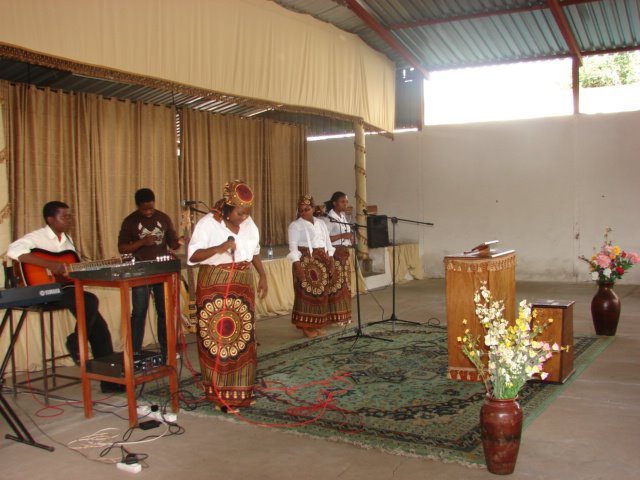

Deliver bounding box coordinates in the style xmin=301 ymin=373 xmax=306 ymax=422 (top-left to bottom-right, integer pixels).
xmin=480 ymin=395 xmax=523 ymax=475
xmin=591 ymin=282 xmax=621 ymax=336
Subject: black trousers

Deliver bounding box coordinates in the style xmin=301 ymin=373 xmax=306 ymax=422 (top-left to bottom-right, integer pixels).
xmin=57 ymin=286 xmax=114 ymax=359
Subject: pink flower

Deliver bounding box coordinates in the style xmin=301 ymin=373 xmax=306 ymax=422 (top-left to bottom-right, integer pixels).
xmin=627 ymin=252 xmax=640 ymax=264
xmin=595 ymin=254 xmax=612 ymax=269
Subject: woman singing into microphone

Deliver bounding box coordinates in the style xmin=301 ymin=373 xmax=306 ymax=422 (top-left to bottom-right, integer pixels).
xmin=324 ymin=191 xmax=353 ymax=325
xmin=187 ymin=180 xmax=267 ymax=411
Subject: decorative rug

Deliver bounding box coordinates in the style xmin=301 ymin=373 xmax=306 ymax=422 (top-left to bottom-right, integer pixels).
xmin=146 ymin=324 xmax=613 ymax=465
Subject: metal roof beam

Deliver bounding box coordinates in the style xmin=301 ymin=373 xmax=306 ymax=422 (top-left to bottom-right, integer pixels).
xmin=389 ymin=4 xmax=546 ymax=29
xmin=547 ymin=0 xmax=583 ymax=65
xmin=343 ymin=0 xmax=429 ymax=78
xmin=388 ymin=0 xmax=599 ymax=30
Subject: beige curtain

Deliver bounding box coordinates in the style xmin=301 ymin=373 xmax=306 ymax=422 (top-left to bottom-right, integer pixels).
xmin=5 ymin=82 xmax=178 ymax=259
xmin=0 ymin=82 xmax=10 ymax=256
xmin=181 ymin=109 xmax=307 ymax=245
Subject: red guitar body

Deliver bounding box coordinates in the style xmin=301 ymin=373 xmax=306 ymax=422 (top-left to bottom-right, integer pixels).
xmin=13 ymin=248 xmax=80 ymax=287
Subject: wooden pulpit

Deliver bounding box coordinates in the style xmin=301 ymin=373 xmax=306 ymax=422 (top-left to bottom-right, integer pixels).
xmin=444 ymin=243 xmax=516 ymax=381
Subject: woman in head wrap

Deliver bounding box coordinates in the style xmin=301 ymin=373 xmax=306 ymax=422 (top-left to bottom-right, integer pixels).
xmin=287 ymin=194 xmax=335 ymax=338
xmin=324 ymin=191 xmax=353 ymax=325
xmin=187 ymin=180 xmax=267 ymax=410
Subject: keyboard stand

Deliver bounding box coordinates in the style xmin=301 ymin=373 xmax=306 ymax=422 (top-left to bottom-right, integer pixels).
xmin=0 ymin=309 xmax=54 ymax=451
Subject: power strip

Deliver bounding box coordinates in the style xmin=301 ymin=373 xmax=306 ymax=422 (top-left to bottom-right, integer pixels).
xmin=117 ymin=462 xmax=142 ymax=474
xmin=137 ymin=405 xmax=177 ymax=423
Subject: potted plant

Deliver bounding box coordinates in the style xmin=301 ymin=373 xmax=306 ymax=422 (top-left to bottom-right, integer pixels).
xmin=578 ymin=228 xmax=639 ymax=335
xmin=458 ymin=283 xmax=561 ymax=475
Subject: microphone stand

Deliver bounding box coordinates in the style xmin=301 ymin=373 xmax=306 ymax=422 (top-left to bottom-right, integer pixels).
xmin=369 ymin=214 xmax=434 ymax=328
xmin=187 ymin=202 xmax=210 ymax=216
xmin=326 ymin=215 xmax=390 ymax=348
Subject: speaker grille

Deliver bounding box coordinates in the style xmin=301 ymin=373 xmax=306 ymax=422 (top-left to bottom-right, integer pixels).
xmin=367 ymin=215 xmax=389 ymax=248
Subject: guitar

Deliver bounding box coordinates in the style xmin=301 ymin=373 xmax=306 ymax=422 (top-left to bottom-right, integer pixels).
xmin=13 ymin=249 xmax=81 ymax=287
xmin=14 ymin=248 xmax=129 ymax=287
xmin=179 ymin=207 xmax=198 ymax=333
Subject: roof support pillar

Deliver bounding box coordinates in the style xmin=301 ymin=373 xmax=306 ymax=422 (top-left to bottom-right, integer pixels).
xmin=572 ymin=57 xmax=580 ymax=114
xmin=354 ymin=120 xmax=369 ymax=259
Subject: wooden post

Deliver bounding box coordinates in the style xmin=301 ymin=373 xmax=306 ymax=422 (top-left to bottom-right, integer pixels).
xmin=572 ymin=57 xmax=580 ymax=115
xmin=354 ymin=121 xmax=368 ymax=259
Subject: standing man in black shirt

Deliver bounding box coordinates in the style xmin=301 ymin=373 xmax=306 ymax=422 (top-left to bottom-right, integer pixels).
xmin=117 ymin=188 xmax=182 ymax=359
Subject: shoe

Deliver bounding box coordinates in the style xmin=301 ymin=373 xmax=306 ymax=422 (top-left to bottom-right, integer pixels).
xmin=100 ymin=381 xmax=126 ymax=394
xmin=65 ymin=336 xmax=80 ymax=365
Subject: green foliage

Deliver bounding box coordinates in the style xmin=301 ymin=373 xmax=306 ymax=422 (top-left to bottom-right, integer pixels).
xmin=580 ymin=52 xmax=640 ymax=88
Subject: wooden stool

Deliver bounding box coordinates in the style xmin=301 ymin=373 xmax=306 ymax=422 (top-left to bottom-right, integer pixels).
xmin=4 ymin=264 xmax=80 ymax=404
xmin=531 ymin=299 xmax=575 ymax=384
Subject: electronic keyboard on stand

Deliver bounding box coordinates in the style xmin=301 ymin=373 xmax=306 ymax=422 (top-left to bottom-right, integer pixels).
xmin=0 ymin=283 xmax=63 ymax=451
xmin=0 ymin=284 xmax=63 ymax=309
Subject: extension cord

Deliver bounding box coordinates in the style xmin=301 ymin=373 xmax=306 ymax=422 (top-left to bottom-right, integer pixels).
xmin=137 ymin=405 xmax=177 ymax=423
xmin=116 ymin=462 xmax=142 ymax=474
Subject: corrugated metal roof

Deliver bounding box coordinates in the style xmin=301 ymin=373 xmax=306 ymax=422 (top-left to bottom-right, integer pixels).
xmin=275 ymin=0 xmax=640 ymax=71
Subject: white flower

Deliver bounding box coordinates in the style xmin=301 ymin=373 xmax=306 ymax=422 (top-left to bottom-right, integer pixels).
xmin=603 ymin=267 xmax=612 ymax=277
xmin=591 ymin=271 xmax=599 ymax=280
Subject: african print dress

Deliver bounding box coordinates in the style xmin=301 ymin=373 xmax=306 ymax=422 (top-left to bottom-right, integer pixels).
xmin=325 ymin=210 xmax=353 ymax=324
xmin=327 ymin=246 xmax=352 ymax=324
xmin=196 ymin=262 xmax=256 ymax=407
xmin=291 ymin=247 xmax=333 ymax=328
xmin=287 ymin=217 xmax=335 ymax=331
xmin=187 ymin=212 xmax=261 ymax=407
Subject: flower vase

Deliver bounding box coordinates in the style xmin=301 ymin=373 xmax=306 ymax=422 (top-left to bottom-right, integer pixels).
xmin=591 ymin=282 xmax=621 ymax=336
xmin=480 ymin=396 xmax=523 ymax=475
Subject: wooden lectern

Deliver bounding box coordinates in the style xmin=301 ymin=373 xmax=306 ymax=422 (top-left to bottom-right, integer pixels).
xmin=444 ymin=243 xmax=516 ymax=381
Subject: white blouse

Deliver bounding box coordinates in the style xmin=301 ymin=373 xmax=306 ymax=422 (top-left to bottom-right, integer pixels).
xmin=324 ymin=210 xmax=352 ymax=247
xmin=187 ymin=213 xmax=260 ymax=266
xmin=287 ymin=217 xmax=335 ymax=262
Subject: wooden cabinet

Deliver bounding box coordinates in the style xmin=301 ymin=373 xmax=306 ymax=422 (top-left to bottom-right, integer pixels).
xmin=531 ymin=300 xmax=575 ymax=384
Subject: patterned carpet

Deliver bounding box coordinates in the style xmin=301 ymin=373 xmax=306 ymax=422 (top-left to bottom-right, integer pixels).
xmin=147 ymin=324 xmax=613 ymax=465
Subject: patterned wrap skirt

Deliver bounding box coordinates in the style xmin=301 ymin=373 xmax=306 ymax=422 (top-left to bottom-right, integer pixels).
xmin=291 ymin=247 xmax=332 ymax=329
xmin=327 ymin=246 xmax=352 ymax=324
xmin=196 ymin=262 xmax=256 ymax=407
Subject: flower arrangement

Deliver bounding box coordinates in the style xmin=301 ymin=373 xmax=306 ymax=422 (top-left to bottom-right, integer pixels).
xmin=458 ymin=283 xmax=561 ymax=399
xmin=579 ymin=228 xmax=640 ymax=284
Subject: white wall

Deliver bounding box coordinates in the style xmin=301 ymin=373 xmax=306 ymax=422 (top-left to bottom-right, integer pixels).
xmin=308 ymin=111 xmax=640 ymax=284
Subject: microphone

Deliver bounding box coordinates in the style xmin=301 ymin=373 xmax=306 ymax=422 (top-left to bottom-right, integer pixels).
xmin=181 ymin=200 xmax=198 ymax=207
xmin=227 ymin=235 xmax=235 ymax=259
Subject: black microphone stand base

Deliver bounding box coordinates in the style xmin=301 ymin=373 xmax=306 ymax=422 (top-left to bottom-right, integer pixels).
xmin=338 ymin=326 xmax=392 ymax=346
xmin=369 ymin=314 xmax=421 ymax=327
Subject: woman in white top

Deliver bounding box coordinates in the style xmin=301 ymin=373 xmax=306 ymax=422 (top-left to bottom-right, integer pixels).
xmin=324 ymin=192 xmax=353 ymax=325
xmin=187 ymin=180 xmax=267 ymax=410
xmin=287 ymin=194 xmax=335 ymax=338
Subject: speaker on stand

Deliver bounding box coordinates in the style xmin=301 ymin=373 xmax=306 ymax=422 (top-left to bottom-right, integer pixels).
xmin=366 ymin=215 xmax=390 ymax=248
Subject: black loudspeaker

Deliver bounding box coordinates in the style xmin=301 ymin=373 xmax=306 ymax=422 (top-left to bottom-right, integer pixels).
xmin=367 ymin=215 xmax=389 ymax=248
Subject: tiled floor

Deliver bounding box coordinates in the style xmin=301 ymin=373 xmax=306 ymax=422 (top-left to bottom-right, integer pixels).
xmin=1 ymin=279 xmax=638 ymax=479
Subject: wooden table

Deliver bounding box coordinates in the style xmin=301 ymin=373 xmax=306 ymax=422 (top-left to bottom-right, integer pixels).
xmin=74 ymin=272 xmax=179 ymax=427
xmin=444 ymin=249 xmax=516 ymax=381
